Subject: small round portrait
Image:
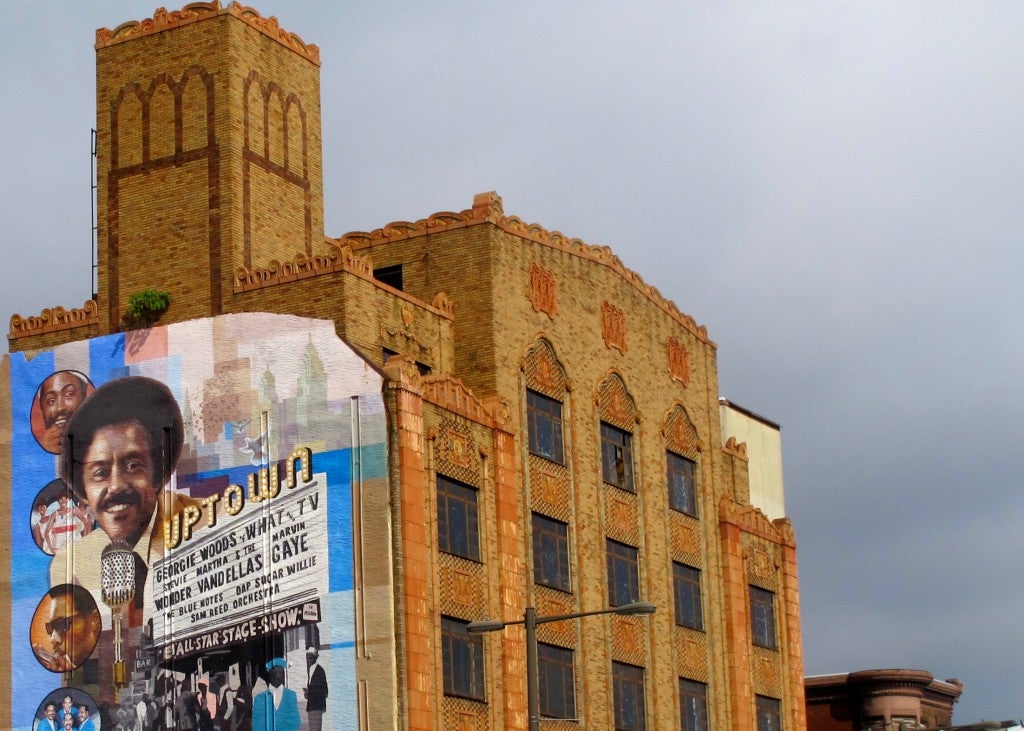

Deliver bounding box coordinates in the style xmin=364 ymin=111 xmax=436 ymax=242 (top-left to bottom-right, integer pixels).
xmin=31 ymin=370 xmax=94 ymax=454
xmin=33 ymin=688 xmax=100 ymax=731
xmin=30 ymin=584 xmax=101 ymax=673
xmin=31 ymin=479 xmax=94 ymax=555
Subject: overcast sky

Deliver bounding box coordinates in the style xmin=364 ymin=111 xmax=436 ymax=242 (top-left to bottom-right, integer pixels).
xmin=2 ymin=1 xmax=1022 ymax=724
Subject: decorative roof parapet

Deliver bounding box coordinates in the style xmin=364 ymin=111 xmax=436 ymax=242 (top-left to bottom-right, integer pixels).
xmin=96 ymin=2 xmax=320 ymax=65
xmin=9 ymin=300 xmax=100 ymax=339
xmin=421 ymin=375 xmax=507 ymax=430
xmin=233 ymin=243 xmax=454 ymax=320
xmin=723 ymin=436 xmax=748 ymax=460
xmin=720 ymin=497 xmax=795 ymax=546
xmin=331 ymin=191 xmax=712 ymax=345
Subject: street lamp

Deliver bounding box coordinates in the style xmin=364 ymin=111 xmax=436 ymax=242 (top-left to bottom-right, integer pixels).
xmin=468 ymin=600 xmax=656 ymax=731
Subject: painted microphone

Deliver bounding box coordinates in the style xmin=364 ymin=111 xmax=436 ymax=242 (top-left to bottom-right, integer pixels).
xmin=101 ymin=539 xmax=135 ymax=691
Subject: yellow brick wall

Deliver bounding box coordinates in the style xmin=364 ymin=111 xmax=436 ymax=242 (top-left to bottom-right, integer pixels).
xmin=94 ymin=7 xmax=323 ymax=332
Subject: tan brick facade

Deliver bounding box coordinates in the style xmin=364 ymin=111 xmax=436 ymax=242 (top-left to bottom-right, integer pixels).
xmin=7 ymin=4 xmax=805 ymax=729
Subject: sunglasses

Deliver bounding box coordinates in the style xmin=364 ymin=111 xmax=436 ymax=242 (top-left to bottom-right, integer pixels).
xmin=45 ymin=614 xmax=83 ymax=635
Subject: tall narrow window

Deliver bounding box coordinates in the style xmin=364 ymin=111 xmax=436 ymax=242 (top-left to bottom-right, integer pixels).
xmin=538 ymin=643 xmax=575 ymax=719
xmin=601 ymin=422 xmax=634 ymax=491
xmin=750 ymin=586 xmax=777 ymax=649
xmin=441 ymin=617 xmax=485 ymax=700
xmin=680 ymin=679 xmax=709 ymax=731
xmin=667 ymin=451 xmax=697 ymax=516
xmin=606 ymin=539 xmax=640 ymax=607
xmin=755 ymin=695 xmax=781 ymax=731
xmin=673 ymin=563 xmax=703 ymax=630
xmin=527 ymin=390 xmax=564 ymax=463
xmin=612 ymin=662 xmax=646 ymax=731
xmin=533 ymin=513 xmax=571 ymax=592
xmin=437 ymin=475 xmax=480 ymax=561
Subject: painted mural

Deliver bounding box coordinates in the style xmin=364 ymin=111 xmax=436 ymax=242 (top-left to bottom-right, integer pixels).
xmin=9 ymin=313 xmax=385 ymax=731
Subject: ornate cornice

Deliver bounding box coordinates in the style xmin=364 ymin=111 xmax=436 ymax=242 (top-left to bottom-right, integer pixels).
xmin=332 ymin=191 xmax=713 ymax=345
xmin=96 ymin=2 xmax=320 ymax=65
xmin=9 ymin=300 xmax=99 ymax=340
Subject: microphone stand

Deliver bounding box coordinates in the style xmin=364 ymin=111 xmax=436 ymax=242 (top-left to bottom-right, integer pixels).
xmin=101 ymin=540 xmax=136 ymax=694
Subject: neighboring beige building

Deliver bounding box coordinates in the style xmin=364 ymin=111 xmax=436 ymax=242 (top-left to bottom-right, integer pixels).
xmin=4 ymin=4 xmax=808 ymax=729
xmin=720 ymin=399 xmax=786 ymax=521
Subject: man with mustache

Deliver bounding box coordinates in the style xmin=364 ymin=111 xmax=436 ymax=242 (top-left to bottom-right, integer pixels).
xmin=49 ymin=376 xmax=199 ymax=627
xmin=35 ymin=370 xmax=89 ymax=453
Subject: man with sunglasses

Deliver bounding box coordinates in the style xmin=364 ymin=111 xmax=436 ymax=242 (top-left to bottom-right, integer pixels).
xmin=34 ymin=585 xmax=101 ymax=672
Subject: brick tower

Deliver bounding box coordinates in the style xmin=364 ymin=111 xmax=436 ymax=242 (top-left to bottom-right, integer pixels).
xmin=94 ymin=3 xmax=324 ymax=330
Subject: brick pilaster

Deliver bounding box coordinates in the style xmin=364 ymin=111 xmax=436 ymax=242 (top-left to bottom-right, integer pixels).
xmin=385 ymin=358 xmax=434 ymax=731
xmin=720 ymin=514 xmax=753 ymax=731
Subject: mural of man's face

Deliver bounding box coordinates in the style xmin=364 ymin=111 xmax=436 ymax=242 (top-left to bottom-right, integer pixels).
xmin=41 ymin=372 xmax=86 ymax=431
xmin=46 ymin=591 xmax=99 ymax=667
xmin=44 ymin=704 xmax=56 ymax=720
xmin=81 ymin=420 xmax=158 ymax=546
xmin=78 ymin=706 xmax=89 ymax=723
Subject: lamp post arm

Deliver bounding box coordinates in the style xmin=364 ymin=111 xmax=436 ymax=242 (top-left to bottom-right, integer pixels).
xmin=536 ymin=606 xmax=633 ymax=625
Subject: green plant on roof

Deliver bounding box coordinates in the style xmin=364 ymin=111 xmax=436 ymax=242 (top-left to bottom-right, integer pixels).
xmin=123 ymin=289 xmax=171 ymax=330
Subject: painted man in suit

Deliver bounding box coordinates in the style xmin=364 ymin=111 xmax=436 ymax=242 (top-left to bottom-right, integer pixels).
xmin=252 ymin=658 xmax=300 ymax=731
xmin=304 ymin=648 xmax=328 ymax=731
xmin=36 ymin=703 xmax=59 ymax=731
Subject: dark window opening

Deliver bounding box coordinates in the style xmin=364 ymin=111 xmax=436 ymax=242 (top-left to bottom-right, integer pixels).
xmin=755 ymin=695 xmax=781 ymax=731
xmin=533 ymin=513 xmax=571 ymax=592
xmin=673 ymin=563 xmax=703 ymax=631
xmin=750 ymin=586 xmax=777 ymax=650
xmin=668 ymin=451 xmax=697 ymax=516
xmin=437 ymin=475 xmax=480 ymax=561
xmin=606 ymin=539 xmax=640 ymax=607
xmin=680 ymin=679 xmax=709 ymax=731
xmin=538 ymin=643 xmax=575 ymax=719
xmin=441 ymin=616 xmax=485 ymax=700
xmin=527 ymin=390 xmax=565 ymax=463
xmin=613 ymin=661 xmax=646 ymax=730
xmin=601 ymin=422 xmax=635 ymax=491
xmin=374 ymin=264 xmax=403 ymax=290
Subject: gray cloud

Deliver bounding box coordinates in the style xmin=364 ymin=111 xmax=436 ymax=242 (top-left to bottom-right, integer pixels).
xmin=2 ymin=0 xmax=1022 ymax=722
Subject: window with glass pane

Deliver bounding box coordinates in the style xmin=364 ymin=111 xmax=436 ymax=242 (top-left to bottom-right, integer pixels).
xmin=673 ymin=563 xmax=703 ymax=630
xmin=606 ymin=539 xmax=640 ymax=607
xmin=601 ymin=422 xmax=635 ymax=491
xmin=613 ymin=661 xmax=646 ymax=731
xmin=680 ymin=679 xmax=709 ymax=731
xmin=441 ymin=617 xmax=485 ymax=700
xmin=668 ymin=451 xmax=697 ymax=516
xmin=755 ymin=695 xmax=781 ymax=731
xmin=527 ymin=390 xmax=564 ymax=463
xmin=533 ymin=513 xmax=571 ymax=592
xmin=538 ymin=643 xmax=575 ymax=719
xmin=750 ymin=586 xmax=777 ymax=649
xmin=437 ymin=475 xmax=480 ymax=561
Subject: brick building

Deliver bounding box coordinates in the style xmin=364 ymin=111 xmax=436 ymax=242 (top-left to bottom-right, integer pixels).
xmin=805 ymin=669 xmax=962 ymax=730
xmin=3 ymin=3 xmax=806 ymax=729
